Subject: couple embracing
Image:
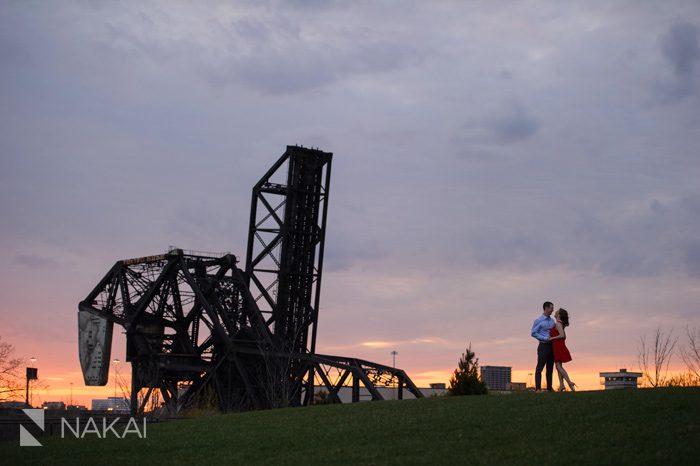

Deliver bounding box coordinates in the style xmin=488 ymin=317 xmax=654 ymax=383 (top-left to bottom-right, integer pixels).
xmin=530 ymin=301 xmax=576 ymax=392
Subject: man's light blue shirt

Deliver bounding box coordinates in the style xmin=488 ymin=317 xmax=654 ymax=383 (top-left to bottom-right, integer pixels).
xmin=531 ymin=314 xmax=555 ymax=343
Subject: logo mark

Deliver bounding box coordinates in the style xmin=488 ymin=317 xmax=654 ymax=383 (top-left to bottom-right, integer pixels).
xmin=20 ymin=409 xmax=44 ymax=447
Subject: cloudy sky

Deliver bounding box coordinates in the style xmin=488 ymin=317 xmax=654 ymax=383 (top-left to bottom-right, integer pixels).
xmin=2 ymin=1 xmax=700 ymax=403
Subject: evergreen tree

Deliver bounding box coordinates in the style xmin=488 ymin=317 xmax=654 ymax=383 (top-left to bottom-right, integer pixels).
xmin=448 ymin=343 xmax=488 ymax=395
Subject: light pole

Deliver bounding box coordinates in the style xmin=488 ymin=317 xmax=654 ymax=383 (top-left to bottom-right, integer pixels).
xmin=390 ymin=351 xmax=398 ymax=400
xmin=69 ymin=382 xmax=73 ymax=407
xmin=112 ymin=359 xmax=120 ymax=411
xmin=26 ymin=357 xmax=38 ymax=407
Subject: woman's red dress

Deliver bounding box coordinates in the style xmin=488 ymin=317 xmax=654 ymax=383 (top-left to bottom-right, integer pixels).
xmin=550 ymin=326 xmax=572 ymax=363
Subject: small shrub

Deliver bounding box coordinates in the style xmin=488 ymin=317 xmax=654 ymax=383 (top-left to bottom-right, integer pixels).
xmin=448 ymin=343 xmax=488 ymax=396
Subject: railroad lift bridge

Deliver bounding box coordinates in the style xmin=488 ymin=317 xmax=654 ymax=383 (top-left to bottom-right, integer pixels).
xmin=78 ymin=146 xmax=423 ymax=415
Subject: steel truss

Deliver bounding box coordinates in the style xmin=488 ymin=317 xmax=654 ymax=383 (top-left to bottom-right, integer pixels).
xmin=78 ymin=146 xmax=423 ymax=415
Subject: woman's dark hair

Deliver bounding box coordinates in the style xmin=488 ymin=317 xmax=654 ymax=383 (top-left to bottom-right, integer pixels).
xmin=558 ymin=308 xmax=570 ymax=327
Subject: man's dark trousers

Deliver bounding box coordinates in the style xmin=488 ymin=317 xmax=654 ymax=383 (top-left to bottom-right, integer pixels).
xmin=535 ymin=342 xmax=554 ymax=391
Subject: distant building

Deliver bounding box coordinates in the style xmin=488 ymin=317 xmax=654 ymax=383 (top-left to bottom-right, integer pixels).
xmin=599 ymin=368 xmax=642 ymax=390
xmin=429 ymin=383 xmax=446 ymax=389
xmin=0 ymin=401 xmax=28 ymax=409
xmin=480 ymin=366 xmax=511 ymax=391
xmin=66 ymin=404 xmax=88 ymax=411
xmin=506 ymin=382 xmax=526 ymax=391
xmin=41 ymin=401 xmax=66 ymax=410
xmin=91 ymin=397 xmax=130 ymax=413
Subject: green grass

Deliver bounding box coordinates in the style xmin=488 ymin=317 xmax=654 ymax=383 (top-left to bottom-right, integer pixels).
xmin=2 ymin=387 xmax=698 ymax=465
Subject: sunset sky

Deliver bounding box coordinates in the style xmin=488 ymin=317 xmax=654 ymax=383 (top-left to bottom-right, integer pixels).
xmin=2 ymin=1 xmax=700 ymax=406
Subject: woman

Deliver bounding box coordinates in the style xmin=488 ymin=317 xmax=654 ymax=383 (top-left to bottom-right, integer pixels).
xmin=548 ymin=308 xmax=576 ymax=391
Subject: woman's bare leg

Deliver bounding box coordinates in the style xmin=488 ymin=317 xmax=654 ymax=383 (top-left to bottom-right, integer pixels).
xmin=558 ymin=363 xmax=576 ymax=391
xmin=555 ymin=362 xmax=565 ymax=391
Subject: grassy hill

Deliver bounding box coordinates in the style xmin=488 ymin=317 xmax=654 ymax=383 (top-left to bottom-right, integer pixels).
xmin=2 ymin=387 xmax=698 ymax=465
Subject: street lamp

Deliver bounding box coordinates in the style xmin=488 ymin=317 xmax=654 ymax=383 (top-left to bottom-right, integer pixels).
xmin=390 ymin=351 xmax=398 ymax=400
xmin=69 ymin=382 xmax=74 ymax=408
xmin=26 ymin=357 xmax=38 ymax=407
xmin=112 ymin=359 xmax=120 ymax=411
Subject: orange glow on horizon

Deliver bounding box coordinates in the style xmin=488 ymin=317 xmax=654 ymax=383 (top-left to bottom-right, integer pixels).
xmin=5 ymin=328 xmax=694 ymax=408
xmin=8 ymin=364 xmax=698 ymax=409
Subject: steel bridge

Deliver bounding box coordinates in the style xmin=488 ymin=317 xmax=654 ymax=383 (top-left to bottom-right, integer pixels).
xmin=78 ymin=146 xmax=423 ymax=415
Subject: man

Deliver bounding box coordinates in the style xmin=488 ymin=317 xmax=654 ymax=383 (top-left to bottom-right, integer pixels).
xmin=531 ymin=301 xmax=555 ymax=391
